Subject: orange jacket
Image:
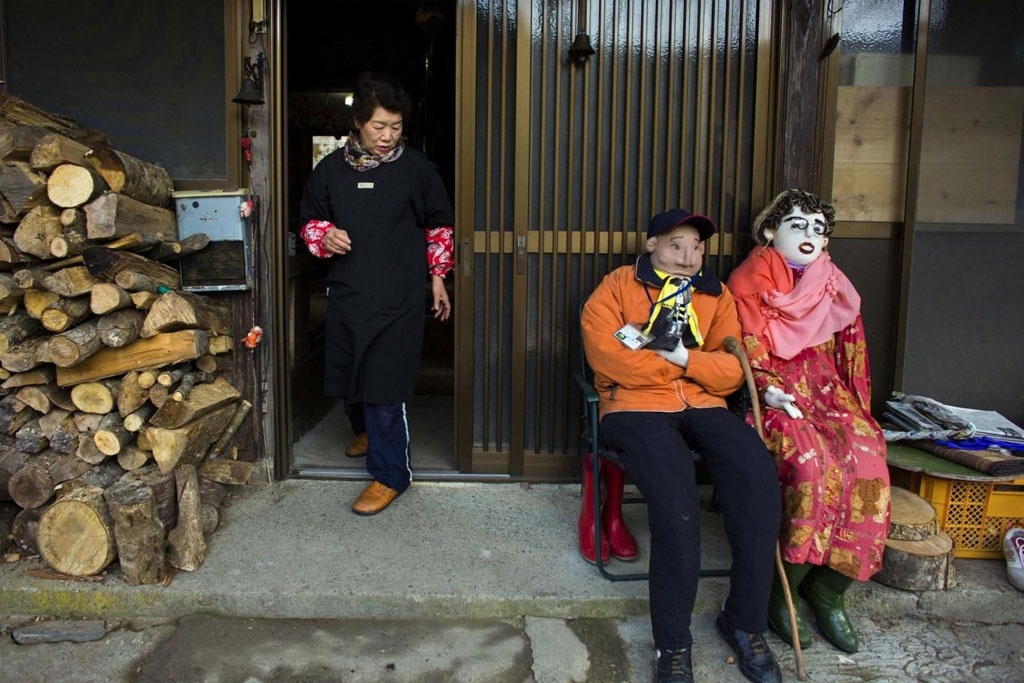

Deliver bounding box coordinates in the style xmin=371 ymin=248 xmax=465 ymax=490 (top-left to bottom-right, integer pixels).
xmin=581 ymin=255 xmax=745 ymax=419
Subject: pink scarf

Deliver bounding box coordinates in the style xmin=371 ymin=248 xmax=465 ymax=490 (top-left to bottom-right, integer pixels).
xmin=729 ymin=247 xmax=861 ymax=360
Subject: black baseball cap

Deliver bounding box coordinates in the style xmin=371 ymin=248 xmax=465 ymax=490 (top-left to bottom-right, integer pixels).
xmin=647 ymin=208 xmax=717 ymax=241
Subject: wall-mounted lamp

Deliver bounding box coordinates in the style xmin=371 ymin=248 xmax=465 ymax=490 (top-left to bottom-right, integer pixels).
xmin=232 ymin=52 xmax=266 ymax=105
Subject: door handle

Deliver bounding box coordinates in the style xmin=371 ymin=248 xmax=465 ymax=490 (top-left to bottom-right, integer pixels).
xmin=516 ymin=235 xmax=526 ymax=275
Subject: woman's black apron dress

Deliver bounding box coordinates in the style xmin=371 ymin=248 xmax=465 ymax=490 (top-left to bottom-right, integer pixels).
xmin=299 ymin=146 xmax=453 ymax=489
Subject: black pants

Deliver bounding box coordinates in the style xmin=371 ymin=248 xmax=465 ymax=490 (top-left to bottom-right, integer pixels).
xmin=602 ymin=407 xmax=781 ymax=651
xmin=345 ymin=401 xmax=412 ymax=492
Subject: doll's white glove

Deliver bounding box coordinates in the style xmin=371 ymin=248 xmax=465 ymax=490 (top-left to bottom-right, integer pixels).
xmin=656 ymin=341 xmax=689 ymax=368
xmin=765 ymin=385 xmax=803 ymax=419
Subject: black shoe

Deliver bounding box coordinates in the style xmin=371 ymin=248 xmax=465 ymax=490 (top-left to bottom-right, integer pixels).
xmin=655 ymin=648 xmax=694 ymax=683
xmin=715 ymin=611 xmax=782 ymax=683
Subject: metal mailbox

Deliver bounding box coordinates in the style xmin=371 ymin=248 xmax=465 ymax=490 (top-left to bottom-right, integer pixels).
xmin=172 ymin=189 xmax=253 ymax=292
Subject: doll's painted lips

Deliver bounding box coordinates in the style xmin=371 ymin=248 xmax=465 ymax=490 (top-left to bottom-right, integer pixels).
xmin=799 ymin=243 xmax=815 ymax=254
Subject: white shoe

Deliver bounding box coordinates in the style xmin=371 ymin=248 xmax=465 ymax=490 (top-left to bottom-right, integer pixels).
xmin=1003 ymin=527 xmax=1024 ymax=592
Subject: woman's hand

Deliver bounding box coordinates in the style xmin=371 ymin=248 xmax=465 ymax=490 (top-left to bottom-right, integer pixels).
xmin=323 ymin=227 xmax=353 ymax=255
xmin=765 ymin=385 xmax=803 ymax=419
xmin=431 ymin=275 xmax=451 ymax=321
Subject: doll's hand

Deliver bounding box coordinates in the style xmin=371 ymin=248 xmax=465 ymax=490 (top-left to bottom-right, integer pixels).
xmin=765 ymin=385 xmax=803 ymax=419
xmin=655 ymin=341 xmax=689 ymax=368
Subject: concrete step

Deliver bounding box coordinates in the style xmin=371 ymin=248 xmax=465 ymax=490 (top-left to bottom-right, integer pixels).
xmin=1 ymin=481 xmax=1020 ymax=628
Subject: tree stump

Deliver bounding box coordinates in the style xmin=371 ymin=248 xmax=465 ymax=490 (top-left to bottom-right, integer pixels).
xmin=873 ymin=531 xmax=956 ymax=591
xmin=889 ymin=486 xmax=939 ymax=541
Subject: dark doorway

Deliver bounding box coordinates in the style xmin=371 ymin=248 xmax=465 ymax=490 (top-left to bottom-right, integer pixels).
xmin=284 ymin=1 xmax=457 ymax=476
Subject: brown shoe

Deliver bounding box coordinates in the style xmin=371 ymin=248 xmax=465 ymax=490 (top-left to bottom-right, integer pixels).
xmin=351 ymin=481 xmax=401 ymax=516
xmin=345 ymin=432 xmax=368 ymax=457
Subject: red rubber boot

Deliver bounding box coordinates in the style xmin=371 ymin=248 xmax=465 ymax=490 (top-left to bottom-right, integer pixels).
xmin=578 ymin=453 xmax=610 ymax=564
xmin=601 ymin=459 xmax=639 ymax=561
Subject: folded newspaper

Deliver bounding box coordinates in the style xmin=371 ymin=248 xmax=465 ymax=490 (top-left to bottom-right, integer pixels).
xmin=882 ymin=393 xmax=976 ymax=442
xmin=883 ymin=393 xmax=1024 ymax=477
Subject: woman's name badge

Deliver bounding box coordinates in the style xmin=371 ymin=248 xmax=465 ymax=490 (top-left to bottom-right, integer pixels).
xmin=614 ymin=323 xmax=653 ymax=350
xmin=357 ymin=182 xmax=374 ymax=189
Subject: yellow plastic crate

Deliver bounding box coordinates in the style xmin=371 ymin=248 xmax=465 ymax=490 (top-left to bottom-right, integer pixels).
xmin=905 ymin=474 xmax=1024 ymax=558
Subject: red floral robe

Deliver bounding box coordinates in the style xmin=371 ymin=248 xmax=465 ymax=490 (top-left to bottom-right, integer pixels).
xmin=729 ymin=252 xmax=891 ymax=581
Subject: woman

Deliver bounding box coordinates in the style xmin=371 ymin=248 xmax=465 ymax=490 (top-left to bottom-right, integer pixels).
xmin=299 ymin=72 xmax=454 ymax=516
xmin=727 ymin=189 xmax=890 ymax=654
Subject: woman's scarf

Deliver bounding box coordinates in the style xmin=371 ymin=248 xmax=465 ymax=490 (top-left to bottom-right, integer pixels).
xmin=728 ymin=247 xmax=860 ymax=361
xmin=342 ymin=130 xmax=405 ymax=171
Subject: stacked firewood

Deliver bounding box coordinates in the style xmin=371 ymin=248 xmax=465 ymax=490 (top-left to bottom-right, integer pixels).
xmin=0 ymin=94 xmax=253 ymax=584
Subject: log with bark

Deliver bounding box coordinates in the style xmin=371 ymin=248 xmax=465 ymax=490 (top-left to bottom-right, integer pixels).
xmin=145 ymin=401 xmax=237 ymax=474
xmin=22 ymin=288 xmax=60 ymax=319
xmin=0 ymin=393 xmax=40 ymax=434
xmin=40 ymin=295 xmax=92 ymax=333
xmin=83 ymin=193 xmax=175 ymax=241
xmin=15 ymin=418 xmax=49 ymax=453
xmin=167 ymin=464 xmax=205 ymax=571
xmin=96 ymin=308 xmax=145 ymax=348
xmin=0 ymin=312 xmax=44 ymax=355
xmin=69 ymin=378 xmax=120 ymax=414
xmin=89 ymin=282 xmax=132 ymax=315
xmin=0 ymin=125 xmax=50 ymax=162
xmin=44 ymin=411 xmax=80 ymax=454
xmin=116 ymin=370 xmax=150 ymax=417
xmin=116 ymin=445 xmax=151 ymax=472
xmin=0 ymin=448 xmax=31 ymax=501
xmin=0 ymin=335 xmax=50 ymax=373
xmin=141 ymin=291 xmax=231 ymax=338
xmin=46 ymin=163 xmax=108 ymax=208
xmin=103 ymin=476 xmax=166 ymax=585
xmin=83 ymin=246 xmax=179 ymax=290
xmin=93 ymin=412 xmax=133 ymax=456
xmin=42 ymin=265 xmax=97 ymax=297
xmin=49 ymin=228 xmax=86 ymax=259
xmin=48 ymin=453 xmax=92 ymax=485
xmin=150 ymin=377 xmax=239 ymax=429
xmin=7 ymin=448 xmax=62 ymax=509
xmin=122 ymin=403 xmax=155 ymax=432
xmin=14 ymin=204 xmax=63 ymax=259
xmin=28 ymin=132 xmax=92 ymax=172
xmin=0 ymin=94 xmax=109 ymax=148
xmin=120 ymin=464 xmax=176 ymax=529
xmin=0 ymin=161 xmax=48 ymax=216
xmin=15 ymin=384 xmax=62 ymax=414
xmin=38 ymin=484 xmax=116 ymax=576
xmin=83 ymin=147 xmax=174 ymax=208
xmin=11 ymin=506 xmax=44 ymax=556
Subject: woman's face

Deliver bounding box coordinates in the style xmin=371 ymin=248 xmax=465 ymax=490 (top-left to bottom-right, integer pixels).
xmin=355 ymin=106 xmax=403 ymax=155
xmin=765 ymin=206 xmax=828 ymax=266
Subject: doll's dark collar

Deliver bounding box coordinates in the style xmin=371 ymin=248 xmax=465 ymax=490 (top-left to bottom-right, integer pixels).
xmin=633 ymin=252 xmax=722 ymax=295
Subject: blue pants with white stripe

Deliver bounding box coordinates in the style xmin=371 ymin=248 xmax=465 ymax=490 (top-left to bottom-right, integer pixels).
xmin=347 ymin=402 xmax=412 ymax=492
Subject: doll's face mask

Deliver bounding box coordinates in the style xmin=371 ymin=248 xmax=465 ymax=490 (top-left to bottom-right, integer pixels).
xmin=766 ymin=207 xmax=829 ymax=267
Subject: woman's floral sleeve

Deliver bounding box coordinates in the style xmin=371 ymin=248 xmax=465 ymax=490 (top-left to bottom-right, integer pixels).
xmin=299 ymin=219 xmax=334 ymax=259
xmin=426 ymin=225 xmax=454 ymax=277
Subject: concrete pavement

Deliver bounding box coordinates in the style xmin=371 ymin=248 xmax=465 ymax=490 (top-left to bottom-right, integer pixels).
xmin=2 ymin=479 xmax=1023 ymax=681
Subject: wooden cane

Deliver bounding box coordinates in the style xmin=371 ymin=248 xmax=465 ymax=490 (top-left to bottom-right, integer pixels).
xmin=724 ymin=336 xmax=808 ymax=681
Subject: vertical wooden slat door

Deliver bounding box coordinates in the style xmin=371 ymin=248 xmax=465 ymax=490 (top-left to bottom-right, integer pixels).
xmin=456 ymin=0 xmax=771 ymax=478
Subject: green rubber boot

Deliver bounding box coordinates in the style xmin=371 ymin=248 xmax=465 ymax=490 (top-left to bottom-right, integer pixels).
xmin=800 ymin=566 xmax=859 ymax=653
xmin=766 ymin=562 xmax=813 ymax=648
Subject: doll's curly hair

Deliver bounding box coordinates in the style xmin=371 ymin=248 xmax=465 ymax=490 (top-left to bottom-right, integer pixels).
xmin=752 ymin=189 xmax=836 ymax=246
